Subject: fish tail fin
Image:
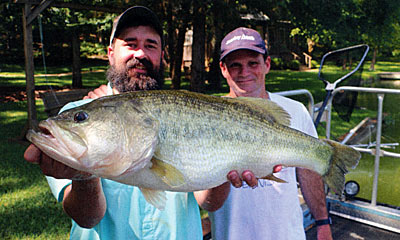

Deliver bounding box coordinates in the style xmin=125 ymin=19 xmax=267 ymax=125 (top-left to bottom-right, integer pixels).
xmin=321 ymin=139 xmax=361 ymax=194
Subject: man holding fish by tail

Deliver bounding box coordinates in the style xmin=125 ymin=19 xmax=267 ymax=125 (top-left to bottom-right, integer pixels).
xmin=24 ymin=6 xmax=259 ymax=240
xmin=205 ymin=27 xmax=334 ymax=240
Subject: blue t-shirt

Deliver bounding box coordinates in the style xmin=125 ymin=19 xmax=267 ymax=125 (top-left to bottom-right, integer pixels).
xmin=46 ymin=96 xmax=202 ymax=240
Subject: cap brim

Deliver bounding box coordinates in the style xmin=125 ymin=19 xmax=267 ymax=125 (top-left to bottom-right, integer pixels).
xmin=220 ymin=46 xmax=266 ymax=61
xmin=110 ymin=6 xmax=163 ymax=46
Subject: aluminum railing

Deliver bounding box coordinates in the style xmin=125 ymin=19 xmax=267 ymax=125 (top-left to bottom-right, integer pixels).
xmin=326 ymin=86 xmax=400 ymax=206
xmin=274 ymin=89 xmax=315 ymax=119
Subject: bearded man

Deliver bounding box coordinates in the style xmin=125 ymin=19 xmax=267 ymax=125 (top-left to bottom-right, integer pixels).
xmin=24 ymin=6 xmax=256 ymax=240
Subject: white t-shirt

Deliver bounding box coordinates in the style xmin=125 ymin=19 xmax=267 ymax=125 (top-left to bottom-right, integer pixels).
xmin=209 ymin=93 xmax=318 ymax=240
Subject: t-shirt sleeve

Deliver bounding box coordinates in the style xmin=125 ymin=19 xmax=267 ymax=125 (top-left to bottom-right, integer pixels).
xmin=297 ymin=103 xmax=318 ymax=138
xmin=46 ymin=176 xmax=72 ymax=202
xmin=269 ymin=92 xmax=318 ymax=138
xmin=59 ymin=99 xmax=94 ymax=113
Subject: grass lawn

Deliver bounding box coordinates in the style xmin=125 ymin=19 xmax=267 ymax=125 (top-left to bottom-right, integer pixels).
xmin=0 ymin=60 xmax=109 ymax=89
xmin=1 ymin=101 xmax=71 ymax=239
xmin=0 ymin=59 xmax=399 ymax=239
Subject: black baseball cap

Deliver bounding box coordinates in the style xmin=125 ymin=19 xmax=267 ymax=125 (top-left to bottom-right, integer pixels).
xmin=220 ymin=27 xmax=267 ymax=61
xmin=109 ymin=6 xmax=164 ymax=47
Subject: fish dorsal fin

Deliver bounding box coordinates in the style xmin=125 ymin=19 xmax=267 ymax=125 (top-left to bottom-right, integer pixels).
xmin=140 ymin=188 xmax=166 ymax=210
xmin=262 ymin=173 xmax=287 ymax=183
xmin=150 ymin=156 xmax=186 ymax=188
xmin=232 ymin=97 xmax=291 ymax=126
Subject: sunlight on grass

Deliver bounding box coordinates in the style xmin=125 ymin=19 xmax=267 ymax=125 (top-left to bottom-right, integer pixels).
xmin=0 ymin=62 xmax=109 ymax=88
xmin=2 ymin=111 xmax=27 ymax=119
xmin=1 ymin=183 xmax=48 ymax=207
xmin=0 ymin=73 xmax=25 ymax=77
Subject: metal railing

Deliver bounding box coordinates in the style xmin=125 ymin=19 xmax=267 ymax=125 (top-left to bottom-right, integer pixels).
xmin=275 ymin=86 xmax=400 ymax=206
xmin=274 ymin=89 xmax=315 ymax=119
xmin=325 ymin=86 xmax=400 ymax=206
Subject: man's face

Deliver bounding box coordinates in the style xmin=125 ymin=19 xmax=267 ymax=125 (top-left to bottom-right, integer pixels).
xmin=220 ymin=50 xmax=270 ymax=98
xmin=107 ymin=25 xmax=164 ymax=92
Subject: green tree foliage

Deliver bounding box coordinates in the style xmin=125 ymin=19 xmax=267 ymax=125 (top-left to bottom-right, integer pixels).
xmin=357 ymin=0 xmax=400 ymax=69
xmin=283 ymin=0 xmax=400 ymax=65
xmin=284 ymin=0 xmax=363 ymax=53
xmin=0 ymin=3 xmax=25 ymax=63
xmin=4 ymin=0 xmax=399 ymax=89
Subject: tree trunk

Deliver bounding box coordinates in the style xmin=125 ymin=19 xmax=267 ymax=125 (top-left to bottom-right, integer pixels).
xmin=208 ymin=1 xmax=224 ymax=91
xmin=71 ymin=10 xmax=81 ymax=89
xmin=166 ymin=1 xmax=175 ymax=79
xmin=370 ymin=48 xmax=377 ymax=71
xmin=190 ymin=0 xmax=206 ymax=92
xmin=71 ymin=28 xmax=82 ymax=88
xmin=171 ymin=25 xmax=187 ymax=89
xmin=22 ymin=3 xmax=38 ymax=131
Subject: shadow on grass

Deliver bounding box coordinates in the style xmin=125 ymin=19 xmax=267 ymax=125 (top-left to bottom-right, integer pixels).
xmin=0 ymin=187 xmax=70 ymax=239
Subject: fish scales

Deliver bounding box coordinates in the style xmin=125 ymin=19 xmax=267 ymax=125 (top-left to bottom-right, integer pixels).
xmin=107 ymin=91 xmax=333 ymax=189
xmin=27 ymin=90 xmax=360 ymax=209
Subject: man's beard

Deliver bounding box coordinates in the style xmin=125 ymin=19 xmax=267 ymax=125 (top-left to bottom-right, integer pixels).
xmin=106 ymin=58 xmax=164 ymax=93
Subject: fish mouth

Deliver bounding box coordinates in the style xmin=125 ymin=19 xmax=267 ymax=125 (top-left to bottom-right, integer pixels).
xmin=26 ymin=120 xmax=88 ymax=166
xmin=36 ymin=124 xmax=59 ymax=144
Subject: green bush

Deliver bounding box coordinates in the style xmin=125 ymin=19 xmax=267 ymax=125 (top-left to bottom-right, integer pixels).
xmin=80 ymin=42 xmax=107 ymax=58
xmin=286 ymin=59 xmax=301 ymax=70
xmin=270 ymin=57 xmax=284 ymax=70
xmin=311 ymin=60 xmax=319 ymax=69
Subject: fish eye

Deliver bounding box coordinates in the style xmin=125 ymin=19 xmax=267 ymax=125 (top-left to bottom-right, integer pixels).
xmin=74 ymin=111 xmax=89 ymax=123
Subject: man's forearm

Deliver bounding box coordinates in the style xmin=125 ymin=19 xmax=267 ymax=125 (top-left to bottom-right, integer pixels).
xmin=297 ymin=168 xmax=332 ymax=239
xmin=63 ymin=178 xmax=106 ymax=228
xmin=297 ymin=168 xmax=328 ymax=219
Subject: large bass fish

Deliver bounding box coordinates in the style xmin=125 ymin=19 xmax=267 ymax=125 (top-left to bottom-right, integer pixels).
xmin=27 ymin=90 xmax=360 ymax=209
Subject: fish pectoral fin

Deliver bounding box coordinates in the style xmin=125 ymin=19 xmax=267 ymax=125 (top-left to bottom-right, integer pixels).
xmin=140 ymin=188 xmax=166 ymax=210
xmin=150 ymin=157 xmax=186 ymax=188
xmin=262 ymin=174 xmax=287 ymax=183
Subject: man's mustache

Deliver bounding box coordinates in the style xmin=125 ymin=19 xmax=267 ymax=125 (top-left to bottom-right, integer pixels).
xmin=127 ymin=58 xmax=154 ymax=72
